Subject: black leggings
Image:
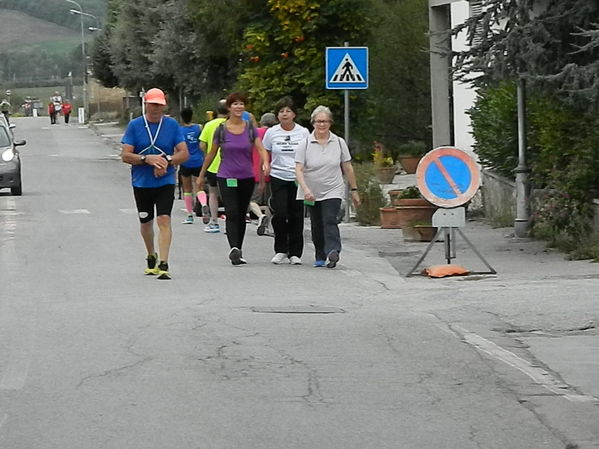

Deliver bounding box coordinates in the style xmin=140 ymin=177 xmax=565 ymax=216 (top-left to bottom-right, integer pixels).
xmin=269 ymin=177 xmax=304 ymax=257
xmin=217 ymin=177 xmax=255 ymax=249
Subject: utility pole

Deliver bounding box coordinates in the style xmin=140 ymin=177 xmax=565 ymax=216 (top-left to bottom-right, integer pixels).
xmin=514 ymin=77 xmax=530 ymax=237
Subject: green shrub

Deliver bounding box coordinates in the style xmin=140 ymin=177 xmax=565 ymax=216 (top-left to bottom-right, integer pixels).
xmin=398 ymin=185 xmax=420 ymax=199
xmin=470 ymin=82 xmax=599 ymax=254
xmin=468 ymin=82 xmax=519 ymax=179
xmin=353 ymin=162 xmax=385 ymax=226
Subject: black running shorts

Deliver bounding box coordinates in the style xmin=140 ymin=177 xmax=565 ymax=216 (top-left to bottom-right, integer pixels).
xmin=206 ymin=171 xmax=218 ymax=187
xmin=133 ymin=184 xmax=175 ymax=223
xmin=179 ymin=165 xmax=201 ymax=177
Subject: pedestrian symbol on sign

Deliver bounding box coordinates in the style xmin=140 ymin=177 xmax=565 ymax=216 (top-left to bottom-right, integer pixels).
xmin=329 ymin=54 xmax=365 ymax=84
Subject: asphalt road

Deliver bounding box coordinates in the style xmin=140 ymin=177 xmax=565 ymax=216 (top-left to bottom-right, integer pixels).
xmin=0 ymin=117 xmax=598 ymax=449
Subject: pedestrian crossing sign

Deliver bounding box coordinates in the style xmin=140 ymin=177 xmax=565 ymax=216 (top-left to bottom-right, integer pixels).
xmin=326 ymin=47 xmax=368 ymax=90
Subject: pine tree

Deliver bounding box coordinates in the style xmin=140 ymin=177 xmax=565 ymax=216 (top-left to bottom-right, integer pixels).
xmin=452 ymin=0 xmax=599 ymax=106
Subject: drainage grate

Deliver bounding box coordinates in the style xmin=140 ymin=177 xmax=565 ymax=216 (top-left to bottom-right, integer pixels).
xmin=251 ymin=305 xmax=345 ymax=314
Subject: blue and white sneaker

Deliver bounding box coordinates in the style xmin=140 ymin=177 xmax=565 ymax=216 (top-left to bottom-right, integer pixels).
xmin=313 ymin=260 xmax=326 ymax=268
xmin=182 ymin=214 xmax=194 ymax=224
xmin=204 ymin=223 xmax=220 ymax=233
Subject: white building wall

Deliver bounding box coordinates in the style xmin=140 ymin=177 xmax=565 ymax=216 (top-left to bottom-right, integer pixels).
xmin=450 ymin=1 xmax=477 ymax=157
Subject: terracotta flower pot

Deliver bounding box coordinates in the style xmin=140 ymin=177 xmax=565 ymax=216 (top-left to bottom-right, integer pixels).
xmin=393 ymin=197 xmax=433 ymax=207
xmin=413 ymin=225 xmax=438 ymax=241
xmin=403 ymin=224 xmax=438 ymax=242
xmin=376 ymin=166 xmax=396 ymax=184
xmin=379 ymin=207 xmax=401 ymax=229
xmin=398 ymin=156 xmax=421 ymax=174
xmin=388 ymin=189 xmax=403 ymax=204
xmin=396 ymin=204 xmax=437 ymax=228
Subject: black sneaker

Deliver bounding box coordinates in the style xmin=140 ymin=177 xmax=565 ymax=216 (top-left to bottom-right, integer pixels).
xmin=257 ymin=215 xmax=268 ymax=236
xmin=157 ymin=261 xmax=171 ymax=280
xmin=326 ymin=250 xmax=339 ymax=269
xmin=229 ymin=247 xmax=242 ymax=265
xmin=144 ymin=253 xmax=159 ymax=275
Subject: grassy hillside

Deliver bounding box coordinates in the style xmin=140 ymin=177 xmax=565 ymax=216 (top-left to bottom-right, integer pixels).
xmin=0 ymin=9 xmax=79 ymax=52
xmin=0 ymin=0 xmax=105 ymax=31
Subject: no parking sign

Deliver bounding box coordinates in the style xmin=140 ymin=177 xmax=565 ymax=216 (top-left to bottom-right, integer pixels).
xmin=416 ymin=147 xmax=480 ymax=208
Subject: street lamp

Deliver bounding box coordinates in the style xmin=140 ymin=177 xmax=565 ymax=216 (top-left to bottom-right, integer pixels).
xmin=65 ymin=0 xmax=96 ymax=122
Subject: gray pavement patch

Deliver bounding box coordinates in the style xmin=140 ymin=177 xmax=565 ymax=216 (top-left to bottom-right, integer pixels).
xmin=250 ymin=305 xmax=345 ymax=314
xmin=453 ymin=325 xmax=599 ymax=404
xmin=523 ymin=335 xmax=599 ymax=400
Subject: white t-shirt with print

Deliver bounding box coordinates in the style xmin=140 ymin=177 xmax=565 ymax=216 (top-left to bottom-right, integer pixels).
xmin=263 ymin=123 xmax=309 ymax=181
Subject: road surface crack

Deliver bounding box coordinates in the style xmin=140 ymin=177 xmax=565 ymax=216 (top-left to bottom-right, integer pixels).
xmin=76 ymin=356 xmax=153 ymax=389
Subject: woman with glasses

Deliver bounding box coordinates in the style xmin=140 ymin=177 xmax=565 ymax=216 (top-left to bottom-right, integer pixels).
xmin=295 ymin=105 xmax=360 ymax=268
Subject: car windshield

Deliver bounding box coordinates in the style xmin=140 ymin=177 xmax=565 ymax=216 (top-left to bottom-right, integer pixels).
xmin=0 ymin=127 xmax=10 ymax=147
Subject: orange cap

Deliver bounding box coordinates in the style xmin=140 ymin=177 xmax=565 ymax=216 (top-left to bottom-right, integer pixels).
xmin=144 ymin=88 xmax=167 ymax=105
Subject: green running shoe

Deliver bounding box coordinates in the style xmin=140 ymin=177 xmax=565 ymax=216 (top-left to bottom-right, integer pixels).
xmin=144 ymin=253 xmax=159 ymax=275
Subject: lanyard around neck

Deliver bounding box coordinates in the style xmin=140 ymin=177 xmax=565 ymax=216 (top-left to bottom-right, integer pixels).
xmin=143 ymin=115 xmax=163 ymax=146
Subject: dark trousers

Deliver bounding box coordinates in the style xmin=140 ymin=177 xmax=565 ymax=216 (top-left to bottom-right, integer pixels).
xmin=308 ymin=198 xmax=342 ymax=262
xmin=64 ymin=113 xmax=70 ymax=124
xmin=270 ymin=177 xmax=304 ymax=257
xmin=217 ymin=177 xmax=254 ymax=250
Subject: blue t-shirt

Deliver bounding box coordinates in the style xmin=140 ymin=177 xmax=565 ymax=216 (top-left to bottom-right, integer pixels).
xmin=180 ymin=123 xmax=203 ymax=168
xmin=121 ymin=115 xmax=185 ymax=188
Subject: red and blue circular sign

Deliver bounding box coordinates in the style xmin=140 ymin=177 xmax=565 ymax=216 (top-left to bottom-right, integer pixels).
xmin=416 ymin=147 xmax=480 ymax=208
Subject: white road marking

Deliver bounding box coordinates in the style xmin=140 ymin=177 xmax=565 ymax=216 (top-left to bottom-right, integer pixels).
xmin=58 ymin=209 xmax=90 ymax=214
xmin=119 ymin=208 xmax=138 ymax=214
xmin=454 ymin=325 xmax=598 ymax=403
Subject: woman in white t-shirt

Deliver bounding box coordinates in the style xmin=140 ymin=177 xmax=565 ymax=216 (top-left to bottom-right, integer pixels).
xmin=295 ymin=105 xmax=361 ymax=268
xmin=262 ymin=97 xmax=310 ymax=265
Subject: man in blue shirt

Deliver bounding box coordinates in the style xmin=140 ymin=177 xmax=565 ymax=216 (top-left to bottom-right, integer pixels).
xmin=121 ymin=88 xmax=188 ymax=280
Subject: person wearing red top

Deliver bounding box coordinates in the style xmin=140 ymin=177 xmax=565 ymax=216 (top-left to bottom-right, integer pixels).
xmin=62 ymin=100 xmax=72 ymax=125
xmin=48 ymin=102 xmax=56 ymax=125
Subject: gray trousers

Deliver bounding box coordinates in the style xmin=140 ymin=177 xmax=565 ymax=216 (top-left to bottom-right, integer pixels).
xmin=308 ymin=198 xmax=342 ymax=262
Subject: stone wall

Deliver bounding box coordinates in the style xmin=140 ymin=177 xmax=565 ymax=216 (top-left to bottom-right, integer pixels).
xmin=480 ymin=170 xmax=515 ymax=226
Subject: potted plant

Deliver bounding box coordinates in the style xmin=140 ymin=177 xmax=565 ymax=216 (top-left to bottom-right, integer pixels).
xmin=395 ymin=185 xmax=438 ymax=228
xmin=388 ymin=188 xmax=403 ymax=204
xmin=397 ymin=140 xmax=427 ymax=174
xmin=373 ymin=150 xmax=396 ymax=184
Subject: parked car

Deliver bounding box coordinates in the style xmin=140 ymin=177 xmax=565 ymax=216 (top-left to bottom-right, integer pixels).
xmin=0 ymin=118 xmax=26 ymax=195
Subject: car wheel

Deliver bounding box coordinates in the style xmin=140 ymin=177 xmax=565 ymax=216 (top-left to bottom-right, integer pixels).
xmin=11 ymin=181 xmax=22 ymax=196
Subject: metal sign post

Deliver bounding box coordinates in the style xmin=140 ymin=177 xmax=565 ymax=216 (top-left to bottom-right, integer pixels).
xmin=406 ymin=147 xmax=496 ymax=277
xmin=325 ymin=45 xmax=368 ymax=221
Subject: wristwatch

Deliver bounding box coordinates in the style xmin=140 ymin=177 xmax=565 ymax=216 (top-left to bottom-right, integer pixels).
xmin=140 ymin=155 xmax=147 ymax=164
xmin=350 ymin=187 xmax=358 ymax=192
xmin=163 ymin=154 xmax=173 ymax=165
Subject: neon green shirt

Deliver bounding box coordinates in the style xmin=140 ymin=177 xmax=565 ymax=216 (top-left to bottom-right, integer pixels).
xmin=200 ymin=117 xmax=226 ymax=174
